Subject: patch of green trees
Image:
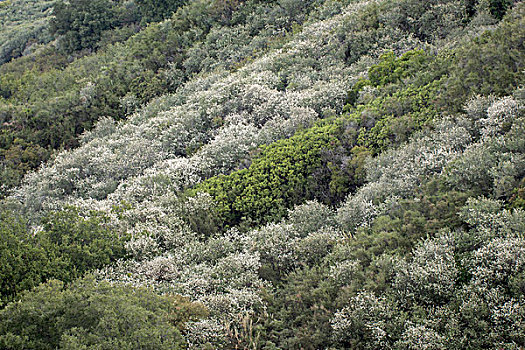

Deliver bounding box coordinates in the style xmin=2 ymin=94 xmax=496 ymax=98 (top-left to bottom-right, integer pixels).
xmin=0 ymin=207 xmax=129 ymax=306
xmin=0 ymin=277 xmax=207 ymax=349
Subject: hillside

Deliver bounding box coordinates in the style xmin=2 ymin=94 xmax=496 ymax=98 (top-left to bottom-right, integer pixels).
xmin=0 ymin=0 xmax=524 ymax=349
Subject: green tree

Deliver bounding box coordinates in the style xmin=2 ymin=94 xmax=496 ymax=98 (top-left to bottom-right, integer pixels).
xmin=0 ymin=208 xmax=129 ymax=306
xmin=136 ymin=0 xmax=186 ymax=23
xmin=0 ymin=277 xmax=207 ymax=350
xmin=0 ymin=211 xmax=50 ymax=307
xmin=41 ymin=207 xmax=129 ymax=276
xmin=489 ymin=0 xmax=513 ymax=20
xmin=190 ymin=120 xmax=349 ymax=232
xmin=50 ymin=0 xmax=117 ymax=53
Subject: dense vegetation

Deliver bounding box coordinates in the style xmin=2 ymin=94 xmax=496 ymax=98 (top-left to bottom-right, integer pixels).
xmin=0 ymin=277 xmax=207 ymax=349
xmin=0 ymin=0 xmax=524 ymax=348
xmin=0 ymin=0 xmax=55 ymax=65
xmin=0 ymin=0 xmax=325 ymax=196
xmin=0 ymin=207 xmax=129 ymax=306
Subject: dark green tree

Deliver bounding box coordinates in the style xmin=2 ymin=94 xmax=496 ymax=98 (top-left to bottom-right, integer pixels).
xmin=0 ymin=211 xmax=49 ymax=307
xmin=489 ymin=0 xmax=513 ymax=20
xmin=0 ymin=277 xmax=207 ymax=350
xmin=136 ymin=0 xmax=186 ymax=23
xmin=50 ymin=0 xmax=117 ymax=53
xmin=0 ymin=207 xmax=129 ymax=306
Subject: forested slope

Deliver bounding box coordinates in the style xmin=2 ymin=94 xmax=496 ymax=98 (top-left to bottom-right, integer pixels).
xmin=0 ymin=0 xmax=524 ymax=349
xmin=0 ymin=0 xmax=328 ymax=195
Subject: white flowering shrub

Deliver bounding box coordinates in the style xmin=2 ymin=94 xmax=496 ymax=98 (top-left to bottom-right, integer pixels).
xmin=480 ymin=96 xmax=521 ymax=138
xmin=379 ymin=0 xmax=465 ymax=42
xmin=331 ymin=195 xmax=525 ymax=349
xmin=246 ymin=223 xmax=299 ymax=273
xmin=394 ymin=323 xmax=447 ymax=350
xmin=365 ymin=118 xmax=472 ymax=195
xmin=490 ymin=298 xmax=525 ymax=347
xmin=470 ymin=236 xmax=525 ymax=288
xmin=332 ymin=291 xmax=401 ymax=349
xmin=125 ymin=234 xmax=160 ymax=260
xmin=459 ymin=197 xmax=525 ymax=240
xmin=294 ymin=227 xmax=344 ymax=266
xmin=15 ymin=132 xmax=171 ymax=210
xmin=336 ymin=189 xmax=381 ymax=233
xmin=443 ymin=96 xmax=524 ymax=197
xmin=456 ymin=283 xmax=525 ymax=348
xmin=393 ymin=231 xmax=458 ymax=307
xmin=465 ymin=95 xmax=496 ymax=122
xmin=329 ymin=259 xmax=361 ymax=287
xmin=185 ymin=318 xmax=228 ymax=350
xmin=287 ymin=200 xmax=335 ymax=235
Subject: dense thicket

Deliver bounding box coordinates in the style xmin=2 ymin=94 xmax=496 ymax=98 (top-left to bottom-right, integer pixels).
xmin=0 ymin=0 xmax=324 ymax=196
xmin=0 ymin=0 xmax=55 ymax=65
xmin=0 ymin=277 xmax=207 ymax=349
xmin=49 ymin=0 xmax=140 ymax=53
xmin=189 ymin=15 xmax=524 ymax=233
xmin=0 ymin=0 xmax=524 ymax=348
xmin=0 ymin=207 xmax=128 ymax=306
xmin=135 ymin=0 xmax=186 ymax=23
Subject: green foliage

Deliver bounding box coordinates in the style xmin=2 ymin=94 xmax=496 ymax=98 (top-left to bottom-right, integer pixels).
xmin=0 ymin=277 xmax=207 ymax=349
xmin=355 ymin=81 xmax=440 ymax=154
xmin=343 ymin=49 xmax=444 ymax=155
xmin=489 ymin=0 xmax=513 ymax=20
xmin=509 ymin=177 xmax=525 ymax=209
xmin=368 ymin=50 xmax=429 ymax=87
xmin=41 ymin=207 xmax=129 ymax=276
xmin=50 ymin=0 xmax=118 ymax=53
xmin=345 ymin=77 xmax=370 ymax=108
xmin=0 ymin=138 xmax=49 ymax=194
xmin=190 ymin=120 xmax=353 ymax=231
xmin=261 ymin=266 xmax=339 ymax=349
xmin=0 ymin=207 xmax=129 ymax=306
xmin=0 ymin=211 xmax=50 ymax=308
xmin=0 ymin=0 xmax=55 ymax=64
xmin=136 ymin=0 xmax=186 ymax=23
xmin=442 ymin=5 xmax=525 ymax=112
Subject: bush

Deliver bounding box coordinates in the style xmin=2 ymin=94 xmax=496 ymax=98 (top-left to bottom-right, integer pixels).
xmin=190 ymin=120 xmax=347 ymax=230
xmin=0 ymin=207 xmax=129 ymax=306
xmin=50 ymin=0 xmax=119 ymax=53
xmin=0 ymin=277 xmax=207 ymax=350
